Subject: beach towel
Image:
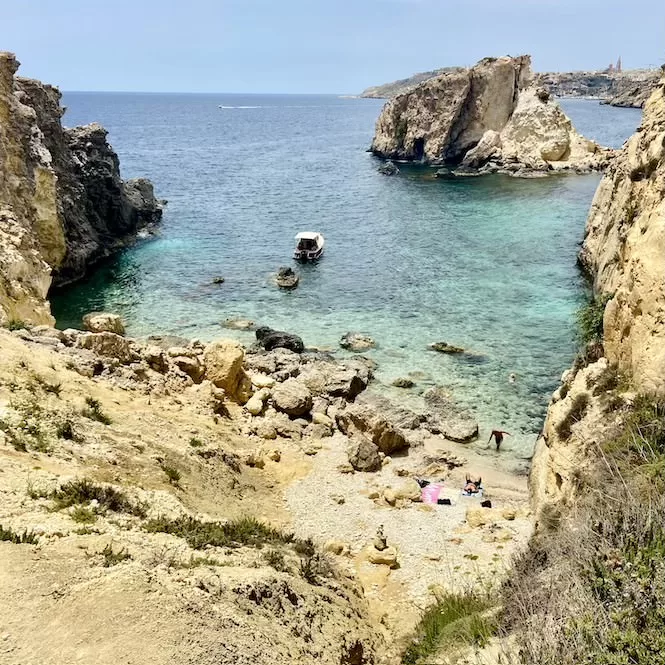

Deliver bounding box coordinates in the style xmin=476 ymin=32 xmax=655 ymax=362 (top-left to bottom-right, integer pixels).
xmin=421 ymin=483 xmax=443 ymax=505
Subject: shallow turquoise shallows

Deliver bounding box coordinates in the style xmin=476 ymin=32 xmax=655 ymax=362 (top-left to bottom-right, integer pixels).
xmin=52 ymin=94 xmax=642 ymax=460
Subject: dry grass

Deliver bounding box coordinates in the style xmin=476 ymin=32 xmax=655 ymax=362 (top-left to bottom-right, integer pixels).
xmin=501 ymin=393 xmax=665 ymax=665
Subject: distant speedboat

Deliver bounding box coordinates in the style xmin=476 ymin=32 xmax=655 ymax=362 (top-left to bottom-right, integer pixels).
xmin=293 ymin=232 xmax=324 ymax=261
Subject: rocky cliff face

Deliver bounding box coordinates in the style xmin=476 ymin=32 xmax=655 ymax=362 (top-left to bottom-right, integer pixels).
xmin=0 ymin=52 xmax=162 ymax=325
xmin=531 ymin=73 xmax=665 ymax=519
xmin=371 ymin=55 xmax=607 ymax=174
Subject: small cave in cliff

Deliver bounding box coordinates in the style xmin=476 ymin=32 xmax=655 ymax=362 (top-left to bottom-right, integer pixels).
xmin=412 ymin=137 xmax=425 ymax=162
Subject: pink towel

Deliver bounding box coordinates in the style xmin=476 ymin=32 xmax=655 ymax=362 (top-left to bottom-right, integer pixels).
xmin=421 ymin=483 xmax=442 ymax=505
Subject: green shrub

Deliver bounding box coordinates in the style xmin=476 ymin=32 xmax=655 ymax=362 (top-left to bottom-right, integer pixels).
xmin=0 ymin=524 xmax=39 ymax=544
xmin=81 ymin=397 xmax=112 ymax=425
xmin=576 ymin=293 xmax=611 ymax=346
xmin=55 ymin=418 xmax=76 ymax=441
xmin=263 ymin=549 xmax=287 ymax=571
xmin=402 ymin=591 xmax=496 ymax=664
xmin=70 ymin=506 xmax=97 ymax=524
xmin=100 ymin=543 xmax=131 ymax=567
xmin=144 ymin=515 xmax=296 ymax=551
xmin=189 ymin=437 xmax=204 ymax=448
xmin=555 ymin=392 xmax=590 ymax=440
xmin=4 ymin=319 xmax=27 ymax=331
xmin=162 ymin=464 xmax=181 ymax=486
xmin=47 ymin=478 xmax=147 ymax=517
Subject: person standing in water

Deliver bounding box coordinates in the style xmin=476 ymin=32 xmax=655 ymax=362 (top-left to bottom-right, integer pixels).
xmin=488 ymin=429 xmax=511 ymax=451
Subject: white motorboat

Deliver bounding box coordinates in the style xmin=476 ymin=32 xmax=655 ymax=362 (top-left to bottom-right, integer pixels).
xmin=293 ymin=232 xmax=324 ymax=261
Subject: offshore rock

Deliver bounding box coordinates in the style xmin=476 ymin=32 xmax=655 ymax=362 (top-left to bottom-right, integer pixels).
xmin=340 ymin=332 xmax=376 ymax=352
xmin=82 ymin=312 xmax=125 ymax=335
xmin=276 ymin=266 xmax=299 ymax=289
xmin=371 ymin=55 xmax=607 ymax=174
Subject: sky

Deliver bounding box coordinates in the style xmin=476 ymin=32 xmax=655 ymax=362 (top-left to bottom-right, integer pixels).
xmin=3 ymin=0 xmax=664 ymax=94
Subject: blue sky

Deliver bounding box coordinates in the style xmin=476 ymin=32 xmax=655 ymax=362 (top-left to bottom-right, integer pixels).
xmin=3 ymin=0 xmax=664 ymax=93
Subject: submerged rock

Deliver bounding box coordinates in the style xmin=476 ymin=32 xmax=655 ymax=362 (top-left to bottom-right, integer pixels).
xmin=429 ymin=342 xmax=464 ymax=354
xmin=222 ymin=318 xmax=254 ymax=331
xmin=276 ymin=266 xmax=300 ymax=289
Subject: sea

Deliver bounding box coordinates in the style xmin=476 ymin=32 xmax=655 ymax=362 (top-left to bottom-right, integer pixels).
xmin=51 ymin=93 xmax=642 ymax=460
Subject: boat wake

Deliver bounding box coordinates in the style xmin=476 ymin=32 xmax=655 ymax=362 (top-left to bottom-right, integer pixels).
xmin=218 ymin=105 xmax=262 ymax=109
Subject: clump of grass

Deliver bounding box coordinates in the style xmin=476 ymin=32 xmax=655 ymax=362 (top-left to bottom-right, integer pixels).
xmin=144 ymin=515 xmax=297 ymax=551
xmin=81 ymin=396 xmax=112 ymax=425
xmin=1 ymin=397 xmax=50 ymax=453
xmin=263 ymin=548 xmax=288 ymax=572
xmin=555 ymin=392 xmax=590 ymax=440
xmin=189 ymin=437 xmax=204 ymax=448
xmin=46 ymin=478 xmax=147 ymax=517
xmin=0 ymin=524 xmax=39 ymax=544
xmin=30 ymin=373 xmax=62 ymax=397
xmin=99 ymin=543 xmax=131 ymax=567
xmin=55 ymin=417 xmax=76 ymax=441
xmin=162 ymin=464 xmax=181 ymax=486
xmin=402 ymin=591 xmax=496 ymax=664
xmin=576 ymin=293 xmax=612 ymax=347
xmin=70 ymin=506 xmax=97 ymax=524
xmin=4 ymin=319 xmax=27 ymax=331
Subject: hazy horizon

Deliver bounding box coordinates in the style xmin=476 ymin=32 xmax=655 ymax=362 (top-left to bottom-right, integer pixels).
xmin=4 ymin=0 xmax=665 ymax=94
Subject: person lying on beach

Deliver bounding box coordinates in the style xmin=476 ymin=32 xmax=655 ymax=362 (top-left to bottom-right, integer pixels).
xmin=488 ymin=429 xmax=511 ymax=451
xmin=463 ymin=474 xmax=482 ymax=494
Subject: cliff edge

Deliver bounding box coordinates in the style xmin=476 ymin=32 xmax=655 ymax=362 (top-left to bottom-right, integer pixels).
xmin=370 ymin=55 xmax=608 ymax=175
xmin=0 ymin=52 xmax=162 ymax=325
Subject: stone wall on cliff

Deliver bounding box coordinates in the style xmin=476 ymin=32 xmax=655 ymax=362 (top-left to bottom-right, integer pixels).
xmin=530 ymin=73 xmax=665 ymax=521
xmin=0 ymin=52 xmax=162 ymax=325
xmin=370 ymin=55 xmax=606 ymax=174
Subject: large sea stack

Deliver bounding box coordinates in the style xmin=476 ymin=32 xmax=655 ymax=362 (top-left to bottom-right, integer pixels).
xmin=0 ymin=51 xmax=162 ymax=325
xmin=370 ymin=55 xmax=609 ymax=175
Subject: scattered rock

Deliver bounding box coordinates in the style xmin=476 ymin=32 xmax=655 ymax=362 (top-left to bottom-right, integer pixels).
xmin=82 ymin=312 xmax=126 ymax=336
xmin=340 ymin=332 xmax=376 ymax=353
xmin=501 ymin=507 xmax=517 ymax=521
xmin=391 ymin=377 xmax=414 ymax=388
xmin=255 ymin=326 xmax=305 ymax=354
xmin=347 ymin=438 xmax=382 ymax=472
xmin=255 ymin=421 xmax=277 ymax=440
xmin=75 ymin=332 xmax=136 ymax=364
xmin=245 ymin=395 xmax=266 ymax=416
xmin=276 ymin=266 xmax=300 ymax=289
xmin=272 ymin=378 xmax=312 ymax=417
xmin=383 ymin=489 xmax=397 ymax=506
xmin=466 ymin=507 xmax=494 ymax=528
xmin=297 ymin=360 xmax=369 ymax=400
xmin=312 ymin=411 xmax=333 ymax=427
xmin=324 ymin=540 xmax=347 ymax=555
xmin=251 ymin=373 xmax=275 ymax=389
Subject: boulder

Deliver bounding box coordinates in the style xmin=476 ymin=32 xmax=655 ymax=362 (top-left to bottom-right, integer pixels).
xmin=392 ymin=377 xmax=414 ymax=388
xmin=250 ymin=373 xmax=275 ymax=389
xmin=276 ymin=266 xmax=300 ymax=289
xmin=255 ymin=326 xmax=305 ymax=354
xmin=466 ymin=507 xmax=494 ymax=528
xmin=394 ymin=479 xmax=422 ymax=502
xmin=142 ymin=345 xmax=168 ymax=373
xmin=171 ymin=354 xmax=204 ymax=382
xmin=340 ymin=332 xmax=376 ymax=353
xmin=75 ymin=332 xmax=136 ymax=364
xmin=461 ymin=130 xmax=501 ymax=168
xmin=271 ymin=378 xmax=313 ymax=417
xmin=337 ymin=392 xmax=422 ymax=454
xmin=203 ymin=339 xmax=251 ymax=402
xmin=244 ymin=348 xmax=302 ymax=379
xmin=312 ymin=411 xmax=333 ymax=427
xmin=245 ymin=395 xmax=266 ymax=416
xmin=297 ymin=360 xmax=369 ymax=400
xmin=82 ymin=312 xmax=126 ymax=335
xmin=348 ymin=438 xmax=382 ymax=472
xmin=367 ymin=545 xmax=398 ymax=568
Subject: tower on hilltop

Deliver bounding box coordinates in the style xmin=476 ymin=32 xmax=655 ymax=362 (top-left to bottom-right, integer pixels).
xmin=616 ymin=57 xmax=622 ymax=73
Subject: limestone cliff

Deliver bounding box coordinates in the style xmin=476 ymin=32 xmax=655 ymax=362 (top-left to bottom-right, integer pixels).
xmin=370 ymin=55 xmax=607 ymax=174
xmin=0 ymin=52 xmax=162 ymax=325
xmin=531 ymin=73 xmax=665 ymax=519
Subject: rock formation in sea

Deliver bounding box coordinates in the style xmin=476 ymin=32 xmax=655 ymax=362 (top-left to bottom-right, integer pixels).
xmin=0 ymin=51 xmax=162 ymax=326
xmin=370 ymin=55 xmax=608 ymax=175
xmin=364 ymin=64 xmax=662 ymax=109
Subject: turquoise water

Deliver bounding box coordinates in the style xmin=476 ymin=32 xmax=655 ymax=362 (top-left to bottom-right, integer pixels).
xmin=52 ymin=94 xmax=642 ymax=458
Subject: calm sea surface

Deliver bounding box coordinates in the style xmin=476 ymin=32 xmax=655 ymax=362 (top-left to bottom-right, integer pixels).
xmin=52 ymin=94 xmax=642 ymax=459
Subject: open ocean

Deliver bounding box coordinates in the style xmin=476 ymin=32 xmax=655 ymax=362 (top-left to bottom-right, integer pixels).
xmin=52 ymin=93 xmax=642 ymax=459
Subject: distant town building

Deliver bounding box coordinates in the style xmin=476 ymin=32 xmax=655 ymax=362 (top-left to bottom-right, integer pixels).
xmin=616 ymin=57 xmax=622 ymax=73
xmin=608 ymin=63 xmax=614 ymax=73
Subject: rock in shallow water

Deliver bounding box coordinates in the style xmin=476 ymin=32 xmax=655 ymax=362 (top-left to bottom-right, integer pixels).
xmin=276 ymin=266 xmax=300 ymax=289
xmin=255 ymin=326 xmax=304 ymax=354
xmin=340 ymin=332 xmax=376 ymax=353
xmin=82 ymin=312 xmax=125 ymax=336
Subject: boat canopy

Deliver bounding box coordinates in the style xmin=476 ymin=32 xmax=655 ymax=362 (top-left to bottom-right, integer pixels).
xmin=295 ymin=232 xmax=320 ymax=240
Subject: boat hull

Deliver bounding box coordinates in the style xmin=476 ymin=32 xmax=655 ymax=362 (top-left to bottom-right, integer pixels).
xmin=293 ymin=247 xmax=324 ymax=262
